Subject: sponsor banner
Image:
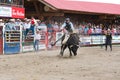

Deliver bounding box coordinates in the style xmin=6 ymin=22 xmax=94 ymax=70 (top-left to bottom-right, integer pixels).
xmin=12 ymin=7 xmax=25 ymax=19
xmin=91 ymin=35 xmax=104 ymax=44
xmin=55 ymin=32 xmax=63 ymax=46
xmin=39 ymin=31 xmax=47 ymax=49
xmin=39 ymin=40 xmax=46 ymax=49
xmin=80 ymin=35 xmax=120 ymax=46
xmin=22 ymin=44 xmax=46 ymax=52
xmin=0 ymin=6 xmax=11 ymax=17
xmin=38 ymin=44 xmax=46 ymax=49
xmin=80 ymin=36 xmax=91 ymax=45
xmin=112 ymin=35 xmax=120 ymax=43
xmin=22 ymin=46 xmax=34 ymax=52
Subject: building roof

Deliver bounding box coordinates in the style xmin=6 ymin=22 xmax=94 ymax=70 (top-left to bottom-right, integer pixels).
xmin=42 ymin=0 xmax=120 ymax=15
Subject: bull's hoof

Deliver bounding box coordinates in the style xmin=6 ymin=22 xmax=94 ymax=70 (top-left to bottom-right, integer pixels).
xmin=69 ymin=55 xmax=72 ymax=58
xmin=70 ymin=54 xmax=72 ymax=57
xmin=60 ymin=51 xmax=63 ymax=56
xmin=74 ymin=53 xmax=77 ymax=56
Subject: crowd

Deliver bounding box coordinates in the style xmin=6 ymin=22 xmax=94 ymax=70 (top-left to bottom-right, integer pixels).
xmin=0 ymin=18 xmax=120 ymax=38
xmin=1 ymin=17 xmax=120 ymax=37
xmin=78 ymin=23 xmax=120 ymax=36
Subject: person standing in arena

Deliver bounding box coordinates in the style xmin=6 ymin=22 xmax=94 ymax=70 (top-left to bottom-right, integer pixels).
xmin=34 ymin=30 xmax=41 ymax=51
xmin=105 ymin=29 xmax=112 ymax=51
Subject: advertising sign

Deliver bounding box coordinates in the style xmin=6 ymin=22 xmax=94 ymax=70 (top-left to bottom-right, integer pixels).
xmin=112 ymin=35 xmax=120 ymax=43
xmin=55 ymin=32 xmax=63 ymax=46
xmin=22 ymin=45 xmax=34 ymax=52
xmin=0 ymin=6 xmax=11 ymax=17
xmin=91 ymin=35 xmax=104 ymax=44
xmin=80 ymin=36 xmax=91 ymax=45
xmin=0 ymin=6 xmax=25 ymax=18
xmin=12 ymin=7 xmax=25 ymax=18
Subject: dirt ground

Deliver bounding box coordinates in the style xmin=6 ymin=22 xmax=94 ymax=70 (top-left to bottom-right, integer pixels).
xmin=0 ymin=46 xmax=120 ymax=80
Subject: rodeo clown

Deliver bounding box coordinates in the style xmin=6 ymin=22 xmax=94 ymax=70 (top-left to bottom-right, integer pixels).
xmin=105 ymin=29 xmax=112 ymax=51
xmin=60 ymin=18 xmax=75 ymax=44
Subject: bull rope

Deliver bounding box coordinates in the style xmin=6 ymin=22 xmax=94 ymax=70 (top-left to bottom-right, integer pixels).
xmin=51 ymin=36 xmax=63 ymax=46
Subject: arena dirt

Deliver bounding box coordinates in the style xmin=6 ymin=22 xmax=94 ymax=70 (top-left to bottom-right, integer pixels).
xmin=0 ymin=46 xmax=120 ymax=80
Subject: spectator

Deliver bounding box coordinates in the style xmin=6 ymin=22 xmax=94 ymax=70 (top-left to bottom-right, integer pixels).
xmin=53 ymin=21 xmax=59 ymax=32
xmin=6 ymin=0 xmax=12 ymax=4
xmin=5 ymin=19 xmax=16 ymax=30
xmin=0 ymin=19 xmax=4 ymax=26
xmin=37 ymin=21 xmax=47 ymax=32
xmin=84 ymin=26 xmax=89 ymax=35
xmin=36 ymin=19 xmax=41 ymax=26
xmin=15 ymin=19 xmax=22 ymax=25
xmin=96 ymin=26 xmax=102 ymax=35
xmin=88 ymin=27 xmax=92 ymax=35
xmin=47 ymin=20 xmax=53 ymax=33
xmin=91 ymin=27 xmax=96 ymax=35
xmin=112 ymin=26 xmax=117 ymax=35
xmin=78 ymin=24 xmax=83 ymax=35
xmin=0 ymin=0 xmax=4 ymax=3
xmin=24 ymin=19 xmax=31 ymax=38
xmin=25 ymin=16 xmax=37 ymax=36
xmin=15 ymin=19 xmax=23 ymax=30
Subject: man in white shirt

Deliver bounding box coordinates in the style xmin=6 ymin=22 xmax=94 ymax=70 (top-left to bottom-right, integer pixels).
xmin=24 ymin=19 xmax=31 ymax=38
xmin=5 ymin=19 xmax=17 ymax=30
xmin=34 ymin=30 xmax=41 ymax=51
xmin=29 ymin=16 xmax=37 ymax=35
xmin=0 ymin=19 xmax=4 ymax=26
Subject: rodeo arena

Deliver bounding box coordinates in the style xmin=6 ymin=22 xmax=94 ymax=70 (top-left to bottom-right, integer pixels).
xmin=0 ymin=0 xmax=120 ymax=80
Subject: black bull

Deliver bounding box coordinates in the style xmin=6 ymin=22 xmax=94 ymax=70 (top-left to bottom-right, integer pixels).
xmin=60 ymin=33 xmax=80 ymax=56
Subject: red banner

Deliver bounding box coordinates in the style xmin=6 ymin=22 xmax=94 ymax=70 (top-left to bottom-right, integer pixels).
xmin=12 ymin=7 xmax=25 ymax=19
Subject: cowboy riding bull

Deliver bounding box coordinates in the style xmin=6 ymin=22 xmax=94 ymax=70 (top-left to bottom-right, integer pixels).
xmin=52 ymin=18 xmax=80 ymax=56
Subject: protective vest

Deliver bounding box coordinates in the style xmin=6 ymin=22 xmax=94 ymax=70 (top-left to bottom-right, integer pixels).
xmin=65 ymin=22 xmax=73 ymax=32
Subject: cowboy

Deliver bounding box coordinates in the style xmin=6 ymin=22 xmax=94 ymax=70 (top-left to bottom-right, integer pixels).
xmin=5 ymin=19 xmax=16 ymax=30
xmin=60 ymin=18 xmax=75 ymax=44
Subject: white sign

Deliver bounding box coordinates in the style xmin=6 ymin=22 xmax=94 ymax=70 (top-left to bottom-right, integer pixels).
xmin=38 ymin=44 xmax=46 ymax=49
xmin=22 ymin=46 xmax=34 ymax=52
xmin=56 ymin=32 xmax=63 ymax=46
xmin=112 ymin=35 xmax=120 ymax=43
xmin=80 ymin=36 xmax=91 ymax=45
xmin=0 ymin=6 xmax=11 ymax=17
xmin=91 ymin=35 xmax=104 ymax=44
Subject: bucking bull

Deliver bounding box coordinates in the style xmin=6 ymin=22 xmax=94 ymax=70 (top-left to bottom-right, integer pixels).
xmin=51 ymin=33 xmax=80 ymax=56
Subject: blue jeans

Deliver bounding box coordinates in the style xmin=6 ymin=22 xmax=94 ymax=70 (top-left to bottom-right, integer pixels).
xmin=25 ymin=29 xmax=29 ymax=37
xmin=34 ymin=40 xmax=39 ymax=51
xmin=29 ymin=25 xmax=35 ymax=35
xmin=25 ymin=25 xmax=35 ymax=38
